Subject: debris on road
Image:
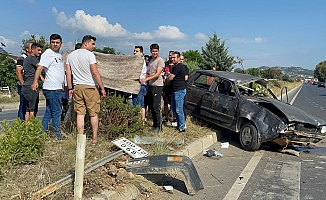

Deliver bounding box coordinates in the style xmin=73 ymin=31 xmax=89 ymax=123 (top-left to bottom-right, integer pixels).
xmin=221 ymin=142 xmax=229 ymax=148
xmin=203 ymin=149 xmax=223 ymax=158
xmin=163 ymin=185 xmax=174 ymax=194
xmin=279 ymin=149 xmax=300 ymax=157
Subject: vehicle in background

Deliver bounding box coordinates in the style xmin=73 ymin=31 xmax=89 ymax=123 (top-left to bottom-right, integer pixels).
xmin=318 ymin=82 xmax=325 ymax=88
xmin=313 ymin=81 xmax=318 ymax=85
xmin=186 ymin=70 xmax=326 ymax=151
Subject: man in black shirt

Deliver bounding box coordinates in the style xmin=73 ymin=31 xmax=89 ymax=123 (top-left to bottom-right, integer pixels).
xmin=166 ymin=51 xmax=186 ymax=132
xmin=21 ymin=43 xmax=43 ymax=122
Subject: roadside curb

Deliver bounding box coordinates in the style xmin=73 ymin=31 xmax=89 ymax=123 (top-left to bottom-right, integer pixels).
xmin=90 ymin=132 xmax=219 ymax=200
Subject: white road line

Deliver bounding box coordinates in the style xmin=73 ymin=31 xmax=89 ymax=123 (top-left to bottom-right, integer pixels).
xmin=251 ymin=161 xmax=301 ymax=200
xmin=223 ymin=151 xmax=264 ymax=200
xmin=290 ymin=84 xmax=303 ymax=105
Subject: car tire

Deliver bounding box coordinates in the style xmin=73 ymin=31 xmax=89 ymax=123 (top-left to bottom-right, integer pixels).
xmin=239 ymin=122 xmax=261 ymax=151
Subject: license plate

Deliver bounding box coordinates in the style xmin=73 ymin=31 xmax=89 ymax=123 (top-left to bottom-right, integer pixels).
xmin=112 ymin=137 xmax=149 ymax=158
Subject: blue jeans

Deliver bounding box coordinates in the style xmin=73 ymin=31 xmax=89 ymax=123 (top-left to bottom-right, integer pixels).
xmin=132 ymin=85 xmax=147 ymax=108
xmin=17 ymin=84 xmax=26 ymax=121
xmin=42 ymin=89 xmax=62 ymax=138
xmin=171 ymin=89 xmax=186 ymax=130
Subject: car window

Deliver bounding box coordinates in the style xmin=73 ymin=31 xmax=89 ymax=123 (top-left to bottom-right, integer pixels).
xmin=193 ymin=74 xmax=214 ymax=90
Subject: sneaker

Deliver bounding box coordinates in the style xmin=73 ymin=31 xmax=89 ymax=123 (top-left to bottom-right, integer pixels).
xmin=178 ymin=128 xmax=185 ymax=133
xmin=171 ymin=122 xmax=177 ymax=127
xmin=162 ymin=117 xmax=168 ymax=123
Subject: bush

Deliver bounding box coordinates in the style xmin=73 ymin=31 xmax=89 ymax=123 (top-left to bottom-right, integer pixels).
xmin=269 ymin=79 xmax=282 ymax=88
xmin=98 ymin=96 xmax=144 ymax=139
xmin=0 ymin=117 xmax=46 ymax=169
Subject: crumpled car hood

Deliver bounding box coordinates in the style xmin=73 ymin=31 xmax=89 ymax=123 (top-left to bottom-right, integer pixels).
xmin=259 ymin=97 xmax=326 ymax=126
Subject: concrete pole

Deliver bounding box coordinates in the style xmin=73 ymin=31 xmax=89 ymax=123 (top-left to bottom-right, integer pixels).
xmin=74 ymin=134 xmax=86 ymax=200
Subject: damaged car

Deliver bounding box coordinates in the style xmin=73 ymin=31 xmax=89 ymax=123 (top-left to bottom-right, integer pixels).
xmin=186 ymin=70 xmax=326 ymax=151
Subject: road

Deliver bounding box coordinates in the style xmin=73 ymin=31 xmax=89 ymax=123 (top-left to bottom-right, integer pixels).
xmin=0 ymin=107 xmax=46 ymax=124
xmin=167 ymin=83 xmax=326 ymax=200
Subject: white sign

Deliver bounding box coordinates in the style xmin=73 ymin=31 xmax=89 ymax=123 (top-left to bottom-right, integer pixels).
xmin=112 ymin=137 xmax=149 ymax=158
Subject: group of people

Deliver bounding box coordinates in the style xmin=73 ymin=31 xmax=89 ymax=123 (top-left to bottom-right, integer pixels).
xmin=16 ymin=34 xmax=105 ymax=144
xmin=132 ymin=44 xmax=189 ymax=133
xmin=15 ymin=34 xmax=188 ymax=142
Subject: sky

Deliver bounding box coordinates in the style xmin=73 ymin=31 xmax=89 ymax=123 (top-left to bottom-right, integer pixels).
xmin=0 ymin=0 xmax=325 ymax=70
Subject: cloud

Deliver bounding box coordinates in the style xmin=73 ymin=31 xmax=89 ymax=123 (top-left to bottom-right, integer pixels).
xmin=153 ymin=25 xmax=187 ymax=40
xmin=0 ymin=35 xmax=22 ymax=55
xmin=132 ymin=32 xmax=153 ymax=40
xmin=53 ymin=7 xmax=129 ymax=37
xmin=230 ymin=37 xmax=267 ymax=44
xmin=194 ymin=32 xmax=208 ymax=42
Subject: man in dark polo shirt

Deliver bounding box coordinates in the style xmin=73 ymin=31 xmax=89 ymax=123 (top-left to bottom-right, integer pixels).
xmin=21 ymin=43 xmax=43 ymax=122
xmin=166 ymin=51 xmax=186 ymax=132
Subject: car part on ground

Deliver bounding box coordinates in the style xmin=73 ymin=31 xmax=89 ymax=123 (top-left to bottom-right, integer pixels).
xmin=125 ymin=155 xmax=204 ymax=196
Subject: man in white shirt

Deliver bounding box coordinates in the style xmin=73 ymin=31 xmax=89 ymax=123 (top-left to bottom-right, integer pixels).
xmin=132 ymin=45 xmax=147 ymax=120
xmin=32 ymin=34 xmax=65 ymax=138
xmin=66 ymin=35 xmax=106 ymax=145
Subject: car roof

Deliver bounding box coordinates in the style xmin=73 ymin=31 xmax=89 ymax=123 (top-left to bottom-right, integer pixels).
xmin=196 ymin=70 xmax=268 ymax=85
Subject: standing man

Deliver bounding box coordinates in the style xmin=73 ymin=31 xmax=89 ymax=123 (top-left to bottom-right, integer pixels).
xmin=22 ymin=43 xmax=43 ymax=122
xmin=132 ymin=45 xmax=147 ymax=121
xmin=180 ymin=54 xmax=189 ymax=122
xmin=16 ymin=41 xmax=32 ymax=121
xmin=140 ymin=43 xmax=164 ymax=132
xmin=166 ymin=51 xmax=186 ymax=132
xmin=32 ymin=34 xmax=65 ymax=138
xmin=66 ymin=35 xmax=106 ymax=144
xmin=162 ymin=51 xmax=174 ymax=124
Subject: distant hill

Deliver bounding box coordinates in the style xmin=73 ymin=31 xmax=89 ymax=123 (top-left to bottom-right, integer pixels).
xmin=257 ymin=66 xmax=314 ymax=76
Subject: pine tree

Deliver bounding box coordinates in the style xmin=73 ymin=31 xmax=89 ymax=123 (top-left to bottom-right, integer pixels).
xmin=201 ymin=32 xmax=235 ymax=71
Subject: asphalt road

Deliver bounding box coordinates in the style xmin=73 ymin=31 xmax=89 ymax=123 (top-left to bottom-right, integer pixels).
xmin=0 ymin=107 xmax=46 ymax=124
xmin=166 ymin=83 xmax=326 ymax=200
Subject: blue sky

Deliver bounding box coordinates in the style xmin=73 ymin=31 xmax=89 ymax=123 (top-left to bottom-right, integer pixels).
xmin=0 ymin=0 xmax=325 ymax=70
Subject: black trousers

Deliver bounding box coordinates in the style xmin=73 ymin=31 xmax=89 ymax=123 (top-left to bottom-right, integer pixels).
xmin=148 ymin=86 xmax=163 ymax=128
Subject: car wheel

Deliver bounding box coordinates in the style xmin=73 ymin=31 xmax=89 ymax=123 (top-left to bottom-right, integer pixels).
xmin=239 ymin=122 xmax=261 ymax=151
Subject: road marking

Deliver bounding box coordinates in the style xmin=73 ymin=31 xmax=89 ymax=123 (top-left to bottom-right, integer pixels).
xmin=290 ymin=84 xmax=303 ymax=105
xmin=251 ymin=161 xmax=301 ymax=200
xmin=223 ymin=150 xmax=264 ymax=200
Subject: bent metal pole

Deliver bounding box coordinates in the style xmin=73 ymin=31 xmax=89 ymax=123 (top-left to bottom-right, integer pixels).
xmin=74 ymin=134 xmax=86 ymax=199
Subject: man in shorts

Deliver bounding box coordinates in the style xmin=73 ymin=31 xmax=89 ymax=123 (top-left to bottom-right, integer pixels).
xmin=22 ymin=43 xmax=43 ymax=122
xmin=66 ymin=35 xmax=106 ymax=144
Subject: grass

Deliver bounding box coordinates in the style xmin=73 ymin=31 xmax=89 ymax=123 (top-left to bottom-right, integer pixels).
xmin=0 ymin=90 xmax=45 ymax=105
xmin=0 ymin=114 xmax=213 ymax=199
xmin=269 ymin=80 xmax=302 ymax=98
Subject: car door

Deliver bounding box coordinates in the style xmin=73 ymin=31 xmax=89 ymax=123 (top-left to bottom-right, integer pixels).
xmin=186 ymin=73 xmax=216 ymax=120
xmin=211 ymin=80 xmax=239 ymax=128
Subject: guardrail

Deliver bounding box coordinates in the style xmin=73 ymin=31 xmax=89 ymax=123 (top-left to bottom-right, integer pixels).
xmin=0 ymin=86 xmax=11 ymax=98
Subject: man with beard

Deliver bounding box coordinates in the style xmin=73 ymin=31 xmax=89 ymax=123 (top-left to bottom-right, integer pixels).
xmin=32 ymin=34 xmax=65 ymax=138
xmin=166 ymin=51 xmax=186 ymax=132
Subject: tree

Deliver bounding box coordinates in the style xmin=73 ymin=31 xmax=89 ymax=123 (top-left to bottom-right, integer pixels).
xmin=21 ymin=34 xmax=50 ymax=53
xmin=260 ymin=68 xmax=282 ymax=79
xmin=247 ymin=68 xmax=261 ymax=77
xmin=183 ymin=60 xmax=200 ymax=75
xmin=182 ymin=49 xmax=202 ymax=63
xmin=94 ymin=46 xmax=116 ymax=54
xmin=234 ymin=68 xmax=246 ymax=74
xmin=314 ymin=61 xmax=326 ymax=82
xmin=0 ymin=54 xmax=17 ymax=89
xmin=201 ymin=32 xmax=235 ymax=71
